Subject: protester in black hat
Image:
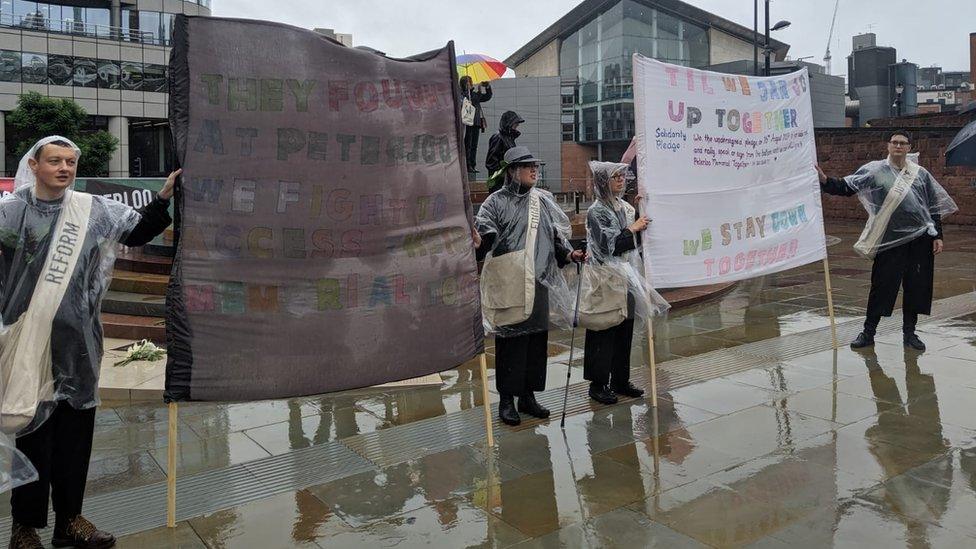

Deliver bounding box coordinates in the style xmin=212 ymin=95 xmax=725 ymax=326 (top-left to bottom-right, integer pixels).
xmin=475 ymin=146 xmax=584 ymax=426
xmin=459 ymin=76 xmax=491 ymax=176
xmin=485 ymin=111 xmax=524 ymax=192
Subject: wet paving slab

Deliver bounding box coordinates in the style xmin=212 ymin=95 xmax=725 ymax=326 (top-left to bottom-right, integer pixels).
xmin=7 ymin=223 xmax=976 ymax=547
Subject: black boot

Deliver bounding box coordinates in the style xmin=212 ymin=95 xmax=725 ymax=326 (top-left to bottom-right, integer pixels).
xmin=850 ymin=332 xmax=875 ymax=349
xmin=610 ymin=381 xmax=645 ymax=398
xmin=518 ymin=393 xmax=551 ymax=419
xmin=588 ymin=384 xmax=619 ymax=405
xmin=498 ymin=394 xmax=520 ymax=426
xmin=904 ymin=332 xmax=926 ymax=352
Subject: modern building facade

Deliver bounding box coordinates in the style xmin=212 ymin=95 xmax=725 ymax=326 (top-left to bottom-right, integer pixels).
xmin=473 ymin=76 xmax=563 ymax=188
xmin=705 ymin=59 xmax=846 ymax=128
xmin=505 ymin=0 xmax=789 ymax=166
xmin=313 ymin=27 xmax=352 ymax=47
xmin=0 ymin=0 xmax=212 ymax=177
xmin=846 ymin=33 xmax=918 ymax=126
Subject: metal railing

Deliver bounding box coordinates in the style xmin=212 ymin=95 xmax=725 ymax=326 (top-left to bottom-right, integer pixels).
xmin=0 ymin=13 xmax=162 ymax=46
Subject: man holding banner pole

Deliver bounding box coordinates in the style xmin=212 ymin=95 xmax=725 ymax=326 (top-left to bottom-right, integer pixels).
xmin=1 ymin=136 xmax=178 ymax=549
xmin=816 ymin=130 xmax=957 ymax=351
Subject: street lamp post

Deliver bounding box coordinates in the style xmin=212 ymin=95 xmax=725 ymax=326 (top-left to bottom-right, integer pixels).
xmin=754 ymin=0 xmax=759 ymax=76
xmin=757 ymin=0 xmax=791 ymax=77
xmin=894 ymin=82 xmax=905 ymax=117
xmin=764 ymin=0 xmax=770 ymax=76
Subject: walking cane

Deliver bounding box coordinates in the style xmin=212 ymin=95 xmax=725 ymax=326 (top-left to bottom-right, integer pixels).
xmin=560 ymin=249 xmax=586 ymax=429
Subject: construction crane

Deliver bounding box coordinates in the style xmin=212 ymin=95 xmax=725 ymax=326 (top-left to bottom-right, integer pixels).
xmin=824 ymin=0 xmax=841 ymax=74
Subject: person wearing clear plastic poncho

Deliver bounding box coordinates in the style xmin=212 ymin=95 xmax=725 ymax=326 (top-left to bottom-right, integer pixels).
xmin=0 ymin=136 xmax=179 ymax=549
xmin=582 ymin=162 xmax=669 ymax=405
xmin=475 ymin=146 xmax=584 ymax=426
xmin=815 ymin=130 xmax=958 ymax=352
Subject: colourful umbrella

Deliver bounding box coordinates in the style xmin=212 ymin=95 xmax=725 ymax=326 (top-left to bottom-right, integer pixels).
xmin=456 ymin=53 xmax=508 ymax=83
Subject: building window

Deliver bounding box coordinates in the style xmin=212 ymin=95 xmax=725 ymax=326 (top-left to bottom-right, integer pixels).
xmin=0 ymin=50 xmax=21 ymax=82
xmin=86 ymin=7 xmax=110 ymax=38
xmin=122 ymin=8 xmax=140 ymax=42
xmin=21 ymin=52 xmax=46 ymax=83
xmin=601 ymin=102 xmax=634 ymax=141
xmin=143 ymin=64 xmax=166 ymax=93
xmin=73 ymin=57 xmax=97 ymax=87
xmin=581 ymin=107 xmax=599 ymax=142
xmin=129 ymin=119 xmax=175 ymax=177
xmin=121 ymin=61 xmax=144 ymax=90
xmin=139 ymin=11 xmax=162 ymax=45
xmin=98 ymin=59 xmax=120 ymax=89
xmin=561 ymin=123 xmax=575 ymax=142
xmin=48 ymin=53 xmax=72 ymax=85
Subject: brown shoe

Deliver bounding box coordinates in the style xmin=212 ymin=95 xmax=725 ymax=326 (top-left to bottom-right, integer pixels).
xmin=8 ymin=523 xmax=42 ymax=549
xmin=51 ymin=516 xmax=116 ymax=549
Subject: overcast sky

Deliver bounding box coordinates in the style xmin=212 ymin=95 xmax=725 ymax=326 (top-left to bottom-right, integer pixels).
xmin=214 ymin=1 xmax=974 ymax=77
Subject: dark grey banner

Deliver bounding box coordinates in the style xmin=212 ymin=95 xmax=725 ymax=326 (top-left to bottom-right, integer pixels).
xmin=165 ymin=15 xmax=481 ymax=401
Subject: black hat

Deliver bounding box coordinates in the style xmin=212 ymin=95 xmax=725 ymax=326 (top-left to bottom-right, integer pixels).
xmin=503 ymin=146 xmax=545 ymax=165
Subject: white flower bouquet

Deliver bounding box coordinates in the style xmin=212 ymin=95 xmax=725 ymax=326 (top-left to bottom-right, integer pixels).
xmin=113 ymin=339 xmax=166 ymax=367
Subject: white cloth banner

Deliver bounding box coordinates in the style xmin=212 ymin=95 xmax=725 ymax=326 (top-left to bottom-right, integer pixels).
xmin=633 ymin=55 xmax=827 ymax=288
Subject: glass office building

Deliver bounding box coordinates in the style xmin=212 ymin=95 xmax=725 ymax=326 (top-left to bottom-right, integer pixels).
xmin=0 ymin=0 xmax=212 ymax=176
xmin=508 ymin=0 xmax=786 ymax=160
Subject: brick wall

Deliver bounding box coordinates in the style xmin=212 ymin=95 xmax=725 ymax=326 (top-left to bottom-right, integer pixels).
xmin=816 ymin=109 xmax=976 ymax=226
xmin=561 ymin=142 xmax=598 ymax=194
xmin=971 ymin=32 xmax=976 ymax=85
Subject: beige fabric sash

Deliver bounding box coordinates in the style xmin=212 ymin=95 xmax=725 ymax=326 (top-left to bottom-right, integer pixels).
xmin=480 ymin=191 xmax=540 ymax=327
xmin=1 ymin=190 xmax=92 ymax=433
xmin=853 ymin=161 xmax=919 ymax=260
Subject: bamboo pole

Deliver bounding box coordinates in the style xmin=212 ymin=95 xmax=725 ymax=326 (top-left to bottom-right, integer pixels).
xmin=823 ymin=257 xmax=839 ymax=349
xmin=478 ymin=353 xmax=495 ymax=447
xmin=167 ymin=401 xmax=178 ymax=528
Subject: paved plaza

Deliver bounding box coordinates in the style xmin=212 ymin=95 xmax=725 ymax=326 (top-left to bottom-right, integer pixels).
xmin=4 ymin=221 xmax=975 ymax=548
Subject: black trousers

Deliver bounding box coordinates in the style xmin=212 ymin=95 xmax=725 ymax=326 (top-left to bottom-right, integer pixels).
xmin=583 ymin=318 xmax=635 ymax=387
xmin=494 ymin=331 xmax=548 ymax=396
xmin=464 ymin=125 xmax=481 ymax=172
xmin=11 ymin=401 xmax=96 ymax=528
xmin=864 ymin=235 xmax=934 ymax=334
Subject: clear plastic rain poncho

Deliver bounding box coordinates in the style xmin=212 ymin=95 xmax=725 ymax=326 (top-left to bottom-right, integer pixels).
xmin=583 ymin=161 xmax=669 ymax=328
xmin=476 ymin=172 xmax=577 ymax=337
xmin=843 ymin=155 xmax=958 ymax=259
xmin=0 ymin=137 xmax=142 ymax=490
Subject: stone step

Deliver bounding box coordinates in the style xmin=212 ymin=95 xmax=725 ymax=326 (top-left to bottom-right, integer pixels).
xmin=102 ymin=291 xmax=166 ymax=318
xmin=142 ymin=243 xmax=175 ymax=257
xmin=110 ymin=270 xmax=169 ymax=296
xmin=101 ymin=313 xmax=166 ymax=343
xmin=115 ymin=248 xmax=172 ymax=275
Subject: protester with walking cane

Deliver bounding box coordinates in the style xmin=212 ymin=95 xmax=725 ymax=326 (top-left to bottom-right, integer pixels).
xmin=579 ymin=162 xmax=669 ymax=405
xmin=475 ymin=146 xmax=584 ymax=426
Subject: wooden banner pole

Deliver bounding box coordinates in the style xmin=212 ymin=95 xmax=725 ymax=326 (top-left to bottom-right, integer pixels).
xmin=637 ymin=200 xmax=659 ymax=409
xmin=646 ymin=320 xmax=659 ymax=408
xmin=167 ymin=401 xmax=178 ymax=528
xmin=478 ymin=353 xmax=495 ymax=447
xmin=823 ymin=257 xmax=839 ymax=349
